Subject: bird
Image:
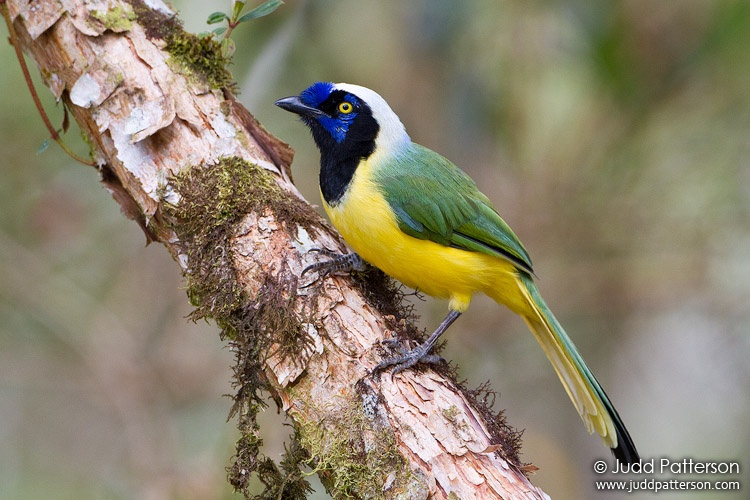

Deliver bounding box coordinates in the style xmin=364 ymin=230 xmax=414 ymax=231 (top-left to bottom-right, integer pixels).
xmin=275 ymin=81 xmax=639 ymax=464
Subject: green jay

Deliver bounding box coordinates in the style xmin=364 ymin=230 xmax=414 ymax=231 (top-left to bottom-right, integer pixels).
xmin=275 ymin=82 xmax=639 ymax=464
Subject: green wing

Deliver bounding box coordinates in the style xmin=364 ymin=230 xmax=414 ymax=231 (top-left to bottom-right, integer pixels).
xmin=375 ymin=143 xmax=533 ymax=274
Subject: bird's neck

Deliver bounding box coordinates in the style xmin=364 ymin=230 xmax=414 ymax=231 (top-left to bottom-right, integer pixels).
xmin=315 ymin=125 xmax=379 ymax=206
xmin=319 ymin=153 xmax=360 ymax=206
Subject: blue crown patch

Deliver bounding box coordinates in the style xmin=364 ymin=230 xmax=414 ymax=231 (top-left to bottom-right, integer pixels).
xmin=300 ymin=81 xmax=335 ymax=108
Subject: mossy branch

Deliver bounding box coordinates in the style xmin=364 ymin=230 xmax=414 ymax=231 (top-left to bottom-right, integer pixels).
xmin=2 ymin=0 xmax=549 ymax=498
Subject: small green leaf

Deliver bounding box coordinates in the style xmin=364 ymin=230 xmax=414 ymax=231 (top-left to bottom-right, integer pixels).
xmin=212 ymin=27 xmax=228 ymax=36
xmin=37 ymin=139 xmax=51 ymax=154
xmin=207 ymin=11 xmax=229 ymax=24
xmin=237 ymin=0 xmax=283 ymax=23
xmin=232 ymin=1 xmax=247 ymax=21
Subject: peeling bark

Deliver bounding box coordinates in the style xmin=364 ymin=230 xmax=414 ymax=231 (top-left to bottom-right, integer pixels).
xmin=2 ymin=1 xmax=550 ymax=498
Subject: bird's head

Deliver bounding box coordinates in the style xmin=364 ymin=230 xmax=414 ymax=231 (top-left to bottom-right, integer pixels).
xmin=275 ymin=82 xmax=409 ymax=161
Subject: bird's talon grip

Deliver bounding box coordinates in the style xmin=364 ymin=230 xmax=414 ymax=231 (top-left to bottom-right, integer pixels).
xmin=300 ymin=251 xmax=365 ymax=285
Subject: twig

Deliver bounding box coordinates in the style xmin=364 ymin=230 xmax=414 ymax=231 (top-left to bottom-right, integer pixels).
xmin=0 ymin=1 xmax=96 ymax=167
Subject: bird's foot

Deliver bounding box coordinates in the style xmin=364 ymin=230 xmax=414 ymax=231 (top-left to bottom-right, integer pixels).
xmin=371 ymin=310 xmax=461 ymax=376
xmin=372 ymin=339 xmax=445 ymax=375
xmin=301 ymin=248 xmax=366 ymax=287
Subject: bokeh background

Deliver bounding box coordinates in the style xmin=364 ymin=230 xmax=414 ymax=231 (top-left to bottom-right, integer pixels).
xmin=2 ymin=1 xmax=749 ymax=498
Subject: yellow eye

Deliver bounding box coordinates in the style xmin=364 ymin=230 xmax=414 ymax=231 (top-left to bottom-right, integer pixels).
xmin=338 ymin=101 xmax=354 ymax=114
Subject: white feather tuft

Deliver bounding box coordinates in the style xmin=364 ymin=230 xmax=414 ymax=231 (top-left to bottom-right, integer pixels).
xmin=334 ymin=83 xmax=410 ymax=160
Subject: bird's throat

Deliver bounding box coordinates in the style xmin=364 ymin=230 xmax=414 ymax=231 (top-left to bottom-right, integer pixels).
xmin=319 ymin=154 xmax=359 ymax=206
xmin=307 ymin=104 xmax=379 ymax=206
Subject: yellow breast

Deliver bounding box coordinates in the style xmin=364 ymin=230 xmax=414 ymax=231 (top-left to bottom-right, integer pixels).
xmin=322 ymin=158 xmax=522 ymax=313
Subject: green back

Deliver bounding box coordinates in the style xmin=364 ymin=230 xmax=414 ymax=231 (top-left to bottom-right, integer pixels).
xmin=373 ymin=143 xmax=533 ymax=274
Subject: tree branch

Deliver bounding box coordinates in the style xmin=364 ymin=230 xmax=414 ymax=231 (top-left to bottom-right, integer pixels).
xmin=2 ymin=0 xmax=549 ymax=498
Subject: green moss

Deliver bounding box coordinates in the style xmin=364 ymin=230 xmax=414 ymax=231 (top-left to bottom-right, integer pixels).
xmin=165 ymin=31 xmax=236 ymax=90
xmin=238 ymin=429 xmax=313 ymax=500
xmin=91 ymin=4 xmax=136 ymax=32
xmin=128 ymin=0 xmax=235 ymax=90
xmin=296 ymin=395 xmax=413 ymax=499
xmin=227 ymin=399 xmax=313 ymax=499
xmin=166 ymin=157 xmax=319 ymax=321
xmin=164 ymin=155 xmax=319 ymax=351
xmin=164 ymin=157 xmax=324 ymax=498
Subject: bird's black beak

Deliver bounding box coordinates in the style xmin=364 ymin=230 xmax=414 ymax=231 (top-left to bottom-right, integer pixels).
xmin=274 ymin=96 xmax=327 ymax=118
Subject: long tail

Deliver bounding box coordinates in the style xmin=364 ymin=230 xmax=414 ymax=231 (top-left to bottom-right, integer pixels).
xmin=515 ymin=273 xmax=639 ymax=464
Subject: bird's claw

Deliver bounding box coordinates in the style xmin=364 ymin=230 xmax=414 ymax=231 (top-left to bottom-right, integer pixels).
xmin=301 ymin=249 xmax=366 ymax=287
xmin=301 ymin=247 xmax=338 ymax=276
xmin=372 ymin=339 xmax=445 ymax=376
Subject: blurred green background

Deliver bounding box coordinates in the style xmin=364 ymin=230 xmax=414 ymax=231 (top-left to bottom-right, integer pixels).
xmin=2 ymin=1 xmax=749 ymax=498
